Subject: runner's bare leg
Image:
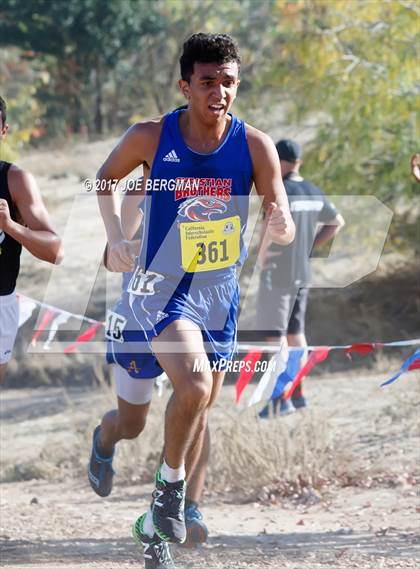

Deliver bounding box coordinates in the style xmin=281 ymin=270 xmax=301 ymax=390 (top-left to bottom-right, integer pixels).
xmin=152 ymin=319 xmax=216 ymax=470
xmin=98 ymin=397 xmax=151 ymax=456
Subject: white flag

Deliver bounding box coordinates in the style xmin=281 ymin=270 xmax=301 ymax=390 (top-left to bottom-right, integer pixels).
xmin=247 ymin=346 xmax=288 ymax=407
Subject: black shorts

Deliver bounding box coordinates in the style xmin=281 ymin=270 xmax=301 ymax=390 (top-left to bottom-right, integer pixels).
xmin=256 ymin=271 xmax=309 ymax=337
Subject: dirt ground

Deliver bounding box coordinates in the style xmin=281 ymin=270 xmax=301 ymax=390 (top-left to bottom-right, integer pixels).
xmin=1 ymin=372 xmax=419 ymax=569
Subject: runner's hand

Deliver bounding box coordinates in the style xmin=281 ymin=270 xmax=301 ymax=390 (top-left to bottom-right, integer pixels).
xmin=0 ymin=199 xmax=12 ymax=232
xmin=266 ymin=202 xmax=291 ymax=243
xmin=107 ymin=240 xmax=136 ymax=272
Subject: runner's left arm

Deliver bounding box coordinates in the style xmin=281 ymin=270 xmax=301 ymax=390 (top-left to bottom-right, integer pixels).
xmin=247 ymin=126 xmax=295 ymax=245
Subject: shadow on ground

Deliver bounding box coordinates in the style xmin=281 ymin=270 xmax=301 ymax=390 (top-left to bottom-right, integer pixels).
xmin=1 ymin=529 xmax=418 ymax=566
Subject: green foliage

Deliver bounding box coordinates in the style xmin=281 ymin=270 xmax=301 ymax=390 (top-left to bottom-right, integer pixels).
xmin=0 ymin=0 xmax=418 ymax=208
xmin=0 ymin=0 xmax=161 ymax=135
xmin=0 ymin=48 xmax=44 ymax=159
xmin=268 ymin=0 xmax=419 ymax=203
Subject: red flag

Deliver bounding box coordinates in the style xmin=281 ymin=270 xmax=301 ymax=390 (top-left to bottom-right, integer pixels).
xmin=284 ymin=347 xmax=330 ymax=400
xmin=64 ymin=322 xmax=102 ymax=354
xmin=408 ymin=360 xmax=420 ymax=371
xmin=345 ymin=342 xmax=384 ymax=359
xmin=235 ymin=350 xmax=263 ymax=403
xmin=31 ymin=309 xmax=56 ymax=346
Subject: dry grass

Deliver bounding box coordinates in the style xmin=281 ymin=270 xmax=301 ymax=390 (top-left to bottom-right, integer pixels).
xmin=1 ymin=370 xmax=419 ymax=506
xmin=207 ymin=407 xmax=352 ymax=497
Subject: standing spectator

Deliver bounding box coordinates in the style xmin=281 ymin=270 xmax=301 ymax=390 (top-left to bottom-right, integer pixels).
xmin=257 ymin=139 xmax=345 ymax=415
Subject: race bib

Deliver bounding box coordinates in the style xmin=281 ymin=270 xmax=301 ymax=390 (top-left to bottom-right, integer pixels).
xmin=179 ymin=216 xmax=240 ymax=273
xmin=127 ymin=266 xmax=164 ymax=296
xmin=105 ymin=310 xmax=127 ymax=343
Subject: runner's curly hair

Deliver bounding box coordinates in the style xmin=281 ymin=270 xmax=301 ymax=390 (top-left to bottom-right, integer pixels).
xmin=180 ymin=33 xmax=241 ymax=82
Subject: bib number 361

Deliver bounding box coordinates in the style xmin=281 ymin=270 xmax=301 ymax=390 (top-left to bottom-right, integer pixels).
xmin=179 ymin=215 xmax=240 ymax=272
xmin=127 ymin=266 xmax=164 ymax=296
xmin=196 ymin=239 xmax=229 ymax=265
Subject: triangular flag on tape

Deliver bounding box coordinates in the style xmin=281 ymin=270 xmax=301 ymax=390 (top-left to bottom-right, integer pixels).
xmin=64 ymin=322 xmax=102 ymax=354
xmin=284 ymin=347 xmax=330 ymax=400
xmin=43 ymin=311 xmax=72 ymax=350
xmin=235 ymin=349 xmax=263 ymax=403
xmin=248 ymin=348 xmax=288 ymax=407
xmin=408 ymin=359 xmax=420 ymax=371
xmin=381 ymin=349 xmax=420 ymax=386
xmin=270 ymin=348 xmax=304 ymax=400
xmin=31 ymin=309 xmax=56 ymax=346
xmin=345 ymin=342 xmax=381 ymax=358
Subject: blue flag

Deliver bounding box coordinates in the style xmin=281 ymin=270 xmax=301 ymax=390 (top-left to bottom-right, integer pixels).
xmin=381 ymin=349 xmax=420 ymax=386
xmin=270 ymin=349 xmax=304 ymax=399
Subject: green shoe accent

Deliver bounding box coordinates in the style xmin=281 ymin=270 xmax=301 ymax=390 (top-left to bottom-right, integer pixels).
xmin=154 ymin=525 xmax=172 ymax=543
xmin=132 ymin=513 xmax=147 ymax=545
xmin=152 ymin=468 xmax=187 ymax=544
xmin=156 ymin=468 xmax=164 ymax=485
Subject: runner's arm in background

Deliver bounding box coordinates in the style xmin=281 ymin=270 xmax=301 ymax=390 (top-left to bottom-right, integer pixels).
xmin=120 ymin=178 xmax=145 ymax=241
xmin=103 ymin=177 xmax=146 ymax=271
xmin=116 ymin=180 xmax=145 ymax=269
xmin=0 ymin=166 xmax=63 ymax=264
xmin=96 ymin=120 xmax=160 ymax=272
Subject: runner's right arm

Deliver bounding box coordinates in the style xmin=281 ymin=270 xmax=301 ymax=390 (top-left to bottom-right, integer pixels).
xmin=96 ymin=120 xmax=161 ymax=272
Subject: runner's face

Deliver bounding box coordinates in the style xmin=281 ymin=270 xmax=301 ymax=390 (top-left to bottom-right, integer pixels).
xmin=180 ymin=61 xmax=240 ymax=123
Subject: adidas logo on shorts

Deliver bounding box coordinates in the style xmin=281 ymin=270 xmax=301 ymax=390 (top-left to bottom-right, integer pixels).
xmin=163 ymin=149 xmax=180 ymax=163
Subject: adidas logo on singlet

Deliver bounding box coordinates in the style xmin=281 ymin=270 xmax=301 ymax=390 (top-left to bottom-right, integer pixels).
xmin=163 ymin=149 xmax=180 ymax=163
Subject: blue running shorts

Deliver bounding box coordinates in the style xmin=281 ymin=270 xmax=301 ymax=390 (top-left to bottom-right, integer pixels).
xmin=105 ymin=291 xmax=163 ymax=379
xmin=128 ymin=271 xmax=239 ymax=375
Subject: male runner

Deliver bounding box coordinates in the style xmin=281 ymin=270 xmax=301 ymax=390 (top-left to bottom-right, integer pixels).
xmin=0 ymin=95 xmax=63 ymax=384
xmin=258 ymin=139 xmax=344 ymax=416
xmin=89 ymin=186 xmax=209 ymax=548
xmin=96 ymin=34 xmax=295 ymax=568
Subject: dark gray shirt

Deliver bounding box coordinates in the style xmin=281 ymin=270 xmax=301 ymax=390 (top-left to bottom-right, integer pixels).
xmin=266 ymin=172 xmax=338 ymax=288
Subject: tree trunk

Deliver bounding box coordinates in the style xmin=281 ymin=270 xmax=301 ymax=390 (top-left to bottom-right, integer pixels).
xmin=94 ymin=61 xmax=103 ymax=135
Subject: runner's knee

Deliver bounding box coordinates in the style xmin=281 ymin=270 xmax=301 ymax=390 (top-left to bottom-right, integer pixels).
xmin=178 ymin=375 xmax=212 ymax=411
